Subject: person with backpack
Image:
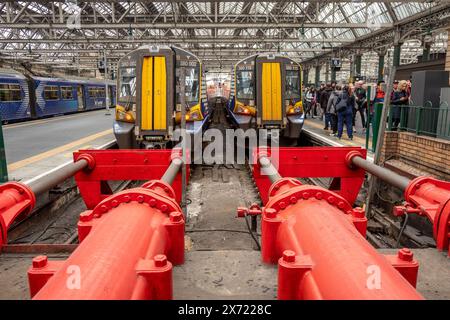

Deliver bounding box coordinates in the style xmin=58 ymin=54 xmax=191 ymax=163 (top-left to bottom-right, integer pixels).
xmin=327 ymin=85 xmax=341 ymax=136
xmin=335 ymin=85 xmax=355 ymax=140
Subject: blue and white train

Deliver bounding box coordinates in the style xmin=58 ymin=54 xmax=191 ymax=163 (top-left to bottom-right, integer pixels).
xmin=0 ymin=69 xmax=116 ymax=123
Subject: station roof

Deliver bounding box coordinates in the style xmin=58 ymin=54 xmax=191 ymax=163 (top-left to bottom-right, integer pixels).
xmin=0 ymin=1 xmax=448 ymax=74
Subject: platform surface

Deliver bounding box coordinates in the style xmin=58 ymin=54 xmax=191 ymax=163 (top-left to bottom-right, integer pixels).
xmin=3 ymin=110 xmax=115 ymax=182
xmin=304 ymin=117 xmax=373 ymax=148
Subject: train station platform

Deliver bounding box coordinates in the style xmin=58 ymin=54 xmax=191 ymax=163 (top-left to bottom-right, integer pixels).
xmin=303 ymin=117 xmax=375 ymax=161
xmin=3 ymin=110 xmax=115 ymax=182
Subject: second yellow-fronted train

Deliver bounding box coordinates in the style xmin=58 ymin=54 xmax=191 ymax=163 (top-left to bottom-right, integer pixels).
xmin=114 ymin=45 xmax=210 ymax=149
xmin=226 ymin=53 xmax=304 ymax=139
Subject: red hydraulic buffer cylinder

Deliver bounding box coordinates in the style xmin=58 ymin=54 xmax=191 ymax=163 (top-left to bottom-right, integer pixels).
xmin=260 ymin=178 xmax=423 ymax=300
xmin=28 ymin=180 xmax=184 ymax=300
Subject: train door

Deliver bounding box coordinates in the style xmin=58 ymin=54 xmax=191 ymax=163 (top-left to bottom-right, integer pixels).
xmin=141 ymin=56 xmax=166 ymax=131
xmin=26 ymin=77 xmax=37 ymax=118
xmin=261 ymin=62 xmax=282 ymax=121
xmin=77 ymin=85 xmax=85 ymax=110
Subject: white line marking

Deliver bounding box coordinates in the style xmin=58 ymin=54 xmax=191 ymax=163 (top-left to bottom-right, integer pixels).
xmin=23 ymin=139 xmax=116 ymax=185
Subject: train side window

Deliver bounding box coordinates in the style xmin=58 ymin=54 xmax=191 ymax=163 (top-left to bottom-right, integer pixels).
xmin=96 ymin=87 xmax=105 ymax=98
xmin=44 ymin=85 xmax=59 ymax=100
xmin=88 ymin=87 xmax=97 ymax=98
xmin=0 ymin=83 xmax=22 ymax=102
xmin=61 ymin=86 xmax=74 ymax=100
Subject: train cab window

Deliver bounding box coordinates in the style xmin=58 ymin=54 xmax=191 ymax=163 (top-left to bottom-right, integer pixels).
xmin=119 ymin=67 xmax=136 ymax=99
xmin=285 ymin=69 xmax=301 ymax=100
xmin=236 ymin=70 xmax=254 ymax=100
xmin=185 ymin=67 xmax=199 ymax=102
xmin=61 ymin=86 xmax=74 ymax=100
xmin=0 ymin=83 xmax=22 ymax=102
xmin=176 ymin=66 xmax=200 ymax=104
xmin=44 ymin=86 xmax=59 ymax=100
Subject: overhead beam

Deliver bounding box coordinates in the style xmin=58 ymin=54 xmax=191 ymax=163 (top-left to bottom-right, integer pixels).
xmin=0 ymin=22 xmax=395 ymax=29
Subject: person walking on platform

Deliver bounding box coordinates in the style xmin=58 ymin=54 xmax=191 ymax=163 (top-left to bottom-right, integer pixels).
xmin=316 ymin=83 xmax=325 ymax=119
xmin=335 ymin=85 xmax=355 ymax=140
xmin=304 ymin=86 xmax=315 ymax=118
xmin=327 ymin=85 xmax=341 ymax=136
xmin=321 ymin=83 xmax=333 ymax=130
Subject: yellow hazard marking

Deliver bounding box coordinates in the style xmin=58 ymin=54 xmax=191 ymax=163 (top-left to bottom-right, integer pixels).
xmin=8 ymin=129 xmax=112 ymax=171
xmin=262 ymin=62 xmax=282 ymax=121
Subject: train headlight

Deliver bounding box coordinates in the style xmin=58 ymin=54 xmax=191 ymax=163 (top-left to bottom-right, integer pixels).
xmin=187 ymin=111 xmax=201 ymax=121
xmin=235 ymin=102 xmax=256 ymax=116
xmin=175 ymin=104 xmax=204 ymax=123
xmin=287 ymin=101 xmax=303 ymax=115
xmin=115 ymin=105 xmax=135 ymax=123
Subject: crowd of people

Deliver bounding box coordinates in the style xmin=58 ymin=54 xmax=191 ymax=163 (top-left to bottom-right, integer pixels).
xmin=303 ymin=79 xmax=411 ymax=140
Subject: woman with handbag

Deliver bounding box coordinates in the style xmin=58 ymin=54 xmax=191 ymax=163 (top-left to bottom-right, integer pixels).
xmin=335 ymin=85 xmax=355 ymax=140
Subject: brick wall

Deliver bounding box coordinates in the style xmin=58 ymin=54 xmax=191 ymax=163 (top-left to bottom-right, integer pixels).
xmin=381 ymin=131 xmax=450 ymax=180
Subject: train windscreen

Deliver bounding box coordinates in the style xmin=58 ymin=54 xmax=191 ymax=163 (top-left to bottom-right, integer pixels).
xmin=119 ymin=67 xmax=136 ymax=101
xmin=285 ymin=69 xmax=301 ymax=100
xmin=236 ymin=69 xmax=254 ymax=100
xmin=177 ymin=66 xmax=199 ymax=104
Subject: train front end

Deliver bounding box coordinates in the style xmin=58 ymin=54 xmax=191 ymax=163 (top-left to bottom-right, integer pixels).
xmin=114 ymin=45 xmax=208 ymax=149
xmin=256 ymin=54 xmax=304 ymax=139
xmin=228 ymin=54 xmax=304 ymax=139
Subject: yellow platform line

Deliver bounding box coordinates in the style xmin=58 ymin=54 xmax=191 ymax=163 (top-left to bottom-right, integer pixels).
xmin=8 ymin=129 xmax=112 ymax=171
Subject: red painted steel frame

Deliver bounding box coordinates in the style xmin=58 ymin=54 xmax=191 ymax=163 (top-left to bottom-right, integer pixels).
xmin=74 ymin=149 xmax=189 ymax=209
xmin=258 ymin=178 xmax=422 ymax=300
xmin=252 ymin=147 xmax=367 ymax=205
xmin=0 ymin=182 xmax=35 ymax=251
xmin=395 ymin=177 xmax=450 ymax=256
xmin=28 ymin=180 xmax=184 ymax=300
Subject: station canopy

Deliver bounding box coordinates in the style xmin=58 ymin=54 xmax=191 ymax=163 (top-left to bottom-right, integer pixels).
xmin=0 ymin=1 xmax=448 ymax=75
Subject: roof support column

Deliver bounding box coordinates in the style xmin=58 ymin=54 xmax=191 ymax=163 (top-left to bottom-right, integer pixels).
xmin=445 ymin=27 xmax=450 ymax=85
xmin=355 ymin=54 xmax=362 ymax=78
xmin=377 ymin=52 xmax=385 ymax=82
xmin=393 ymin=43 xmax=402 ymax=67
xmin=422 ymin=38 xmax=431 ymax=62
xmin=331 ymin=61 xmax=336 ymax=82
xmin=315 ymin=64 xmax=321 ymax=87
xmin=303 ymin=67 xmax=309 ymax=86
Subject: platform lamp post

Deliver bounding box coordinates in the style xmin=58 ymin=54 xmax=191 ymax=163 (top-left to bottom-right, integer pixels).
xmin=178 ymin=66 xmax=187 ymax=220
xmin=0 ymin=119 xmax=8 ymax=183
xmin=104 ymin=50 xmax=111 ymax=116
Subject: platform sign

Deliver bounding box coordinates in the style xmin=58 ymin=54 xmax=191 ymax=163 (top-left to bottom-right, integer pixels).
xmin=331 ymin=58 xmax=341 ymax=71
xmin=0 ymin=119 xmax=8 ymax=182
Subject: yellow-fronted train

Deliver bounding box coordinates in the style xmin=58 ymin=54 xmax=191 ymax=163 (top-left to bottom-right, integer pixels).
xmin=226 ymin=53 xmax=304 ymax=140
xmin=114 ymin=45 xmax=210 ymax=149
